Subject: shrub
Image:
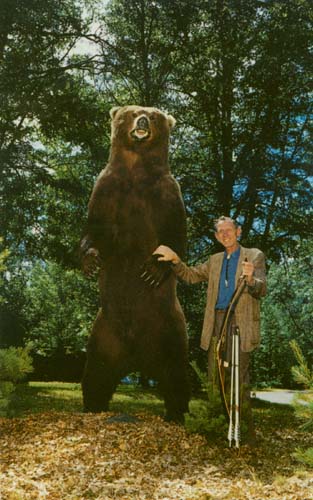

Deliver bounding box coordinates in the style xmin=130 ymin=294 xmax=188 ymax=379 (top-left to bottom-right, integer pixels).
xmin=0 ymin=346 xmax=33 ymax=416
xmin=290 ymin=339 xmax=313 ymax=389
xmin=185 ymin=360 xmax=227 ymax=440
xmin=290 ymin=340 xmax=313 ymax=466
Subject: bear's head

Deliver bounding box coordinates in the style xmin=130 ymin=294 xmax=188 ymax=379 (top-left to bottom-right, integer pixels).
xmin=109 ymin=105 xmax=176 ymax=151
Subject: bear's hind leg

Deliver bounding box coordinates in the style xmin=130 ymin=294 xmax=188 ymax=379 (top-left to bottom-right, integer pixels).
xmin=156 ymin=321 xmax=191 ymax=424
xmin=82 ymin=354 xmax=122 ymax=413
xmin=161 ymin=363 xmax=191 ymax=424
xmin=82 ymin=312 xmax=130 ymax=413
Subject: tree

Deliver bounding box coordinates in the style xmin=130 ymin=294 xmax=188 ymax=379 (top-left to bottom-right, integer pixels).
xmin=91 ymin=0 xmax=199 ymax=106
xmin=0 ymin=0 xmax=109 ymax=266
xmin=87 ymin=0 xmax=313 ymax=261
xmin=252 ymin=239 xmax=313 ymax=388
xmin=1 ymin=0 xmax=313 ymax=387
xmin=169 ymin=0 xmax=313 ymax=259
xmin=21 ymin=261 xmax=98 ymax=356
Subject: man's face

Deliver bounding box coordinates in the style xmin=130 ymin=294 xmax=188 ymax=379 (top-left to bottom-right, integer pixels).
xmin=215 ymin=221 xmax=241 ymax=252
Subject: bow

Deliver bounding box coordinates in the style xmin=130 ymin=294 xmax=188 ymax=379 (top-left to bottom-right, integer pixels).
xmin=216 ymin=275 xmax=247 ymax=418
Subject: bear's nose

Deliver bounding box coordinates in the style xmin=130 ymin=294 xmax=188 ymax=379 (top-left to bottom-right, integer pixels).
xmin=136 ymin=115 xmax=149 ymax=129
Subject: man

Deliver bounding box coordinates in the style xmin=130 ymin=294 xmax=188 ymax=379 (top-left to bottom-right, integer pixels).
xmin=153 ymin=216 xmax=266 ymax=444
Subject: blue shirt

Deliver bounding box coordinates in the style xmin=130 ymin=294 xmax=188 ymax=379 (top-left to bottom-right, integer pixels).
xmin=215 ymin=247 xmax=240 ymax=309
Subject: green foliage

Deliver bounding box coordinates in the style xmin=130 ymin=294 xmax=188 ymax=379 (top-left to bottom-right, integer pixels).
xmin=0 ymin=346 xmax=33 ymax=416
xmin=186 ymin=361 xmax=227 ymax=439
xmin=0 ymin=238 xmax=9 ymax=273
xmin=0 ymin=238 xmax=9 ymax=306
xmin=293 ymin=397 xmax=313 ymax=433
xmin=0 ymin=0 xmax=108 ymax=266
xmin=292 ymin=447 xmax=313 ymax=468
xmin=290 ymin=340 xmax=313 ymax=431
xmin=1 ymin=0 xmax=313 ymax=387
xmin=21 ymin=261 xmax=98 ymax=356
xmin=0 ymin=382 xmax=14 ymax=411
xmin=290 ymin=340 xmax=313 ymax=389
xmin=0 ymin=346 xmax=33 ymax=383
xmin=2 ymin=0 xmax=313 ymax=266
xmin=290 ymin=340 xmax=313 ymax=466
xmin=252 ymin=239 xmax=313 ymax=388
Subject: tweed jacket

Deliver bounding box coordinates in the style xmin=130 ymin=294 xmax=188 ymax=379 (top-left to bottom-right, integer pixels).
xmin=173 ymin=245 xmax=266 ymax=353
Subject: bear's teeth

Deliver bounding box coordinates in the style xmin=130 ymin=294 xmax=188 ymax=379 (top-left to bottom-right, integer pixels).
xmin=136 ymin=129 xmax=147 ymax=137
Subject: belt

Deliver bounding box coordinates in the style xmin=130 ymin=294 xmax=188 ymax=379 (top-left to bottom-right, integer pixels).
xmin=215 ymin=309 xmax=227 ymax=313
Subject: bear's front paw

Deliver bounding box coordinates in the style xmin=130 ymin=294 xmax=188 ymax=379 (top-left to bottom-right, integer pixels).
xmin=140 ymin=254 xmax=173 ymax=288
xmin=82 ymin=248 xmax=102 ymax=277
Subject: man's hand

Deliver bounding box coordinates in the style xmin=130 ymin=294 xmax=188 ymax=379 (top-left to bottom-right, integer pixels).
xmin=242 ymin=260 xmax=255 ymax=285
xmin=153 ymin=245 xmax=180 ymax=265
xmin=140 ymin=245 xmax=180 ymax=288
xmin=140 ymin=254 xmax=172 ymax=288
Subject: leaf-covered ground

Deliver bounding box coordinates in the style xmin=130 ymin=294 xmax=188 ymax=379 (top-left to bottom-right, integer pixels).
xmin=0 ymin=383 xmax=313 ymax=500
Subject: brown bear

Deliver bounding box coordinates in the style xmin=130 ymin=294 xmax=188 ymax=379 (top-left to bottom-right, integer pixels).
xmin=80 ymin=105 xmax=190 ymax=423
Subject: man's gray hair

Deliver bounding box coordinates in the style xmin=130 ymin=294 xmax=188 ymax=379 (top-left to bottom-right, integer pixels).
xmin=214 ymin=216 xmax=239 ymax=231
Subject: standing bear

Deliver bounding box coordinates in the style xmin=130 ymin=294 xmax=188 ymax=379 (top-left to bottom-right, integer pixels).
xmin=80 ymin=105 xmax=190 ymax=423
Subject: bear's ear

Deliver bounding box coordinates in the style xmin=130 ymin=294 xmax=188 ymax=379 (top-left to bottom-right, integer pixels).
xmin=167 ymin=114 xmax=176 ymax=129
xmin=110 ymin=106 xmax=121 ymax=119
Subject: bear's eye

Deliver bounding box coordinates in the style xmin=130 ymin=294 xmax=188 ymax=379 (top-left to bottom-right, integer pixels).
xmin=150 ymin=113 xmax=156 ymax=121
xmin=132 ymin=112 xmax=138 ymax=118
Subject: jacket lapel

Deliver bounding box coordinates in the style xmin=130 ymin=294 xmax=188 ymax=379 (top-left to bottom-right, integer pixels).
xmin=210 ymin=252 xmax=224 ymax=306
xmin=214 ymin=252 xmax=224 ymax=287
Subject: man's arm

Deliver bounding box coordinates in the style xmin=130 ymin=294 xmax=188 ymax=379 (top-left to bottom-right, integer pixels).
xmin=154 ymin=245 xmax=210 ymax=284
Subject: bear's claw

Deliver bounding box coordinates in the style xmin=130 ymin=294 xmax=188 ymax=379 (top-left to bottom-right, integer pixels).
xmin=140 ymin=254 xmax=173 ymax=288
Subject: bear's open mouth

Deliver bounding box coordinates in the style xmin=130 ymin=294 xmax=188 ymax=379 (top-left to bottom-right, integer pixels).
xmin=131 ymin=128 xmax=151 ymax=141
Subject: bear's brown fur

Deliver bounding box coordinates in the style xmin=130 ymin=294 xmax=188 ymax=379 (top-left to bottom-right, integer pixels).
xmin=80 ymin=105 xmax=190 ymax=422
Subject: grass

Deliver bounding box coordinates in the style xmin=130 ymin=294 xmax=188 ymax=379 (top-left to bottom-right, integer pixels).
xmin=11 ymin=381 xmax=261 ymax=425
xmin=10 ymin=381 xmax=165 ymax=417
xmin=8 ymin=380 xmax=304 ymax=424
